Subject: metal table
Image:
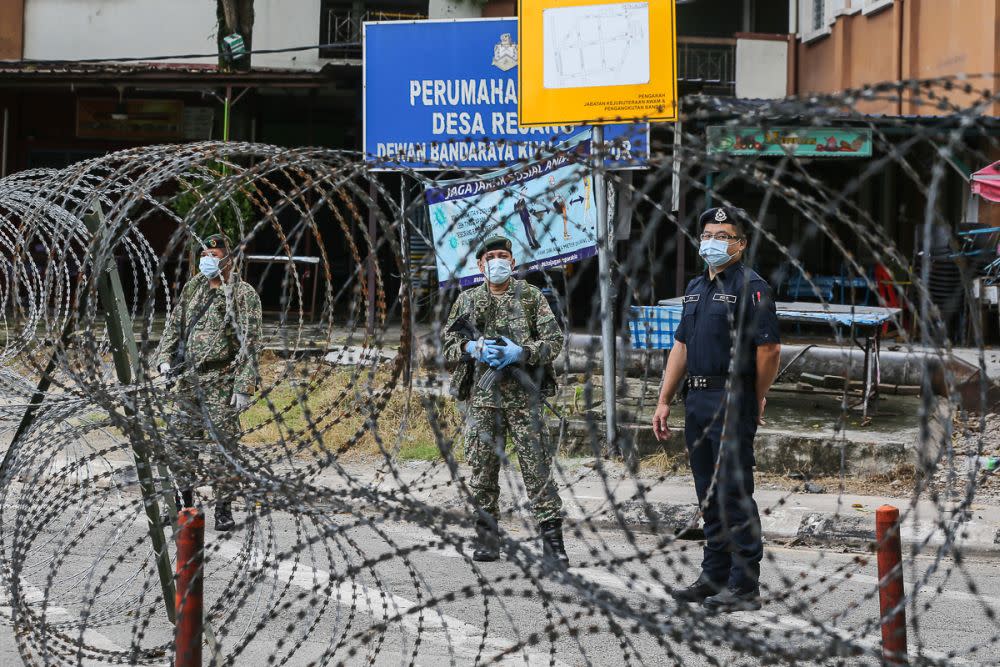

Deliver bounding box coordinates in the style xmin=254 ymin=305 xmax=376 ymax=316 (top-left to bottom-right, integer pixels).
xmin=659 ymin=299 xmax=902 ymax=422
xmin=245 ymin=254 xmax=321 ymax=320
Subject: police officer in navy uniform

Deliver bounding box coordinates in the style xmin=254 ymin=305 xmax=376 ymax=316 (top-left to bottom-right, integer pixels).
xmin=652 ymin=206 xmax=782 ymax=612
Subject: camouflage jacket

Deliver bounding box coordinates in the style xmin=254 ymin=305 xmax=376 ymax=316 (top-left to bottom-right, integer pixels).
xmin=443 ymin=279 xmax=563 ymax=409
xmin=155 ymin=273 xmax=263 ymax=395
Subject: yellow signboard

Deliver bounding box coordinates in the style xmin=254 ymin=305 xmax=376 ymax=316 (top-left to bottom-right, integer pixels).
xmin=518 ymin=0 xmax=677 ymax=126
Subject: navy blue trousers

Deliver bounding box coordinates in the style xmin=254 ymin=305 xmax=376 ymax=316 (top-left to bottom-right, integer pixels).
xmin=684 ymin=385 xmax=763 ymax=592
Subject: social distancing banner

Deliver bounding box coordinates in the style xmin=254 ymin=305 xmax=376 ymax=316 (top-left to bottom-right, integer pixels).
xmin=424 ymin=133 xmax=596 ymax=286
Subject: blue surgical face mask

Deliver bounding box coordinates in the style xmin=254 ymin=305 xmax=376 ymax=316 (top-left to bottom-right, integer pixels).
xmin=485 ymin=258 xmax=513 ymax=284
xmin=199 ymin=255 xmax=222 ymax=278
xmin=699 ymin=239 xmax=733 ymax=268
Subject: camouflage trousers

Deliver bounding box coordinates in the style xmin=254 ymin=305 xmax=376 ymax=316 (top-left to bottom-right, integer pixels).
xmin=464 ymin=405 xmax=562 ymax=524
xmin=171 ymin=370 xmax=239 ymax=503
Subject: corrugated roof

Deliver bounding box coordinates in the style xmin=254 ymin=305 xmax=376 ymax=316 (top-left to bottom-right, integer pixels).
xmin=0 ymin=60 xmax=359 ymax=86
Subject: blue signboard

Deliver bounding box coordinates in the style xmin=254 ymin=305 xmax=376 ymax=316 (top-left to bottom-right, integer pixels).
xmin=363 ymin=18 xmax=648 ymax=170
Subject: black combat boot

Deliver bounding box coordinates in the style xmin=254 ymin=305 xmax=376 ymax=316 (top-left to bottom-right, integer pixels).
xmin=175 ymin=487 xmax=194 ymax=510
xmin=539 ymin=519 xmax=570 ymax=568
xmin=472 ymin=516 xmax=500 ymax=562
xmin=214 ymin=501 xmax=235 ymax=532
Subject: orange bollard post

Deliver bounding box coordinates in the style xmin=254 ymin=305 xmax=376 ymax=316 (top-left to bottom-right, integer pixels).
xmin=175 ymin=508 xmax=204 ymax=667
xmin=875 ymin=505 xmax=907 ymax=665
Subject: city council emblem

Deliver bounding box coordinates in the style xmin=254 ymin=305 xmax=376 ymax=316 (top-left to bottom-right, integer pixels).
xmin=492 ymin=33 xmax=517 ymax=72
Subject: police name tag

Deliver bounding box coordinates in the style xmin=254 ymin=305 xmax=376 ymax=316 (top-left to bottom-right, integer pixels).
xmin=713 ymin=294 xmax=737 ymax=303
xmin=682 ymin=294 xmax=700 ymax=303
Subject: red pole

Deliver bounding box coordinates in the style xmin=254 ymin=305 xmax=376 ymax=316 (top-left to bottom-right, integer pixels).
xmin=875 ymin=505 xmax=907 ymax=665
xmin=175 ymin=508 xmax=204 ymax=667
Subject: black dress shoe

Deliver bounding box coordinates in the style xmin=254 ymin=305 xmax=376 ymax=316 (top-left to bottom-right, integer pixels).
xmin=703 ymin=587 xmax=762 ymax=612
xmin=472 ymin=545 xmax=499 ymax=561
xmin=673 ymin=577 xmax=724 ymax=604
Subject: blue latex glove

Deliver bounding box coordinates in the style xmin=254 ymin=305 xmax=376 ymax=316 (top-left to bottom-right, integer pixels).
xmin=488 ymin=336 xmax=523 ymax=370
xmin=464 ymin=338 xmax=499 ymax=364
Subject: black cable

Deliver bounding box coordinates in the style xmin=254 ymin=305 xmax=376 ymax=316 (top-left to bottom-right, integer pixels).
xmin=15 ymin=42 xmax=360 ymax=66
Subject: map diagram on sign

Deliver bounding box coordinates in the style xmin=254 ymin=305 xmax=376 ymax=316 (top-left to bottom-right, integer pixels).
xmin=542 ymin=2 xmax=650 ymax=89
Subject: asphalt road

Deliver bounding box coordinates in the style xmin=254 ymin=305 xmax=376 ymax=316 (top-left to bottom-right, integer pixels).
xmin=2 ymin=491 xmax=998 ymax=667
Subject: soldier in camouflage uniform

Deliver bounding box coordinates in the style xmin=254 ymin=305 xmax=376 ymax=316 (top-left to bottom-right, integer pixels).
xmin=443 ymin=236 xmax=569 ymax=565
xmin=155 ymin=234 xmax=262 ymax=531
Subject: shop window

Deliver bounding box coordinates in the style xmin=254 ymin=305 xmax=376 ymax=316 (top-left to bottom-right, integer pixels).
xmin=800 ymin=0 xmax=832 ymax=42
xmin=319 ymin=0 xmax=427 ymax=59
xmin=801 ymin=0 xmax=854 ymax=42
xmin=811 ymin=0 xmax=825 ymax=30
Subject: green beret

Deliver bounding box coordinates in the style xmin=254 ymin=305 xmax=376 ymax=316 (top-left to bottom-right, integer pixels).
xmin=476 ymin=235 xmax=512 ymax=259
xmin=202 ymin=234 xmax=231 ymax=253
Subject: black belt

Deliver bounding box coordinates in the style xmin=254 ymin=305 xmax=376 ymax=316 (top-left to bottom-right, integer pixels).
xmin=686 ymin=375 xmax=727 ymax=391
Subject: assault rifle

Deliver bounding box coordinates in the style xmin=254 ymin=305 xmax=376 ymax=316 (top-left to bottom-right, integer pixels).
xmin=447 ymin=314 xmax=562 ymax=419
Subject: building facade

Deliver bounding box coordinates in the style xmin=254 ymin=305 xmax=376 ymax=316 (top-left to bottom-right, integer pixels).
xmin=0 ymin=0 xmax=411 ymax=317
xmin=795 ymin=0 xmax=1000 ymax=116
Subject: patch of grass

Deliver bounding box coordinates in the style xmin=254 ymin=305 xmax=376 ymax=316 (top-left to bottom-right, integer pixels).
xmin=240 ymin=362 xmax=464 ymax=462
xmin=396 ymin=439 xmax=448 ymax=462
xmin=640 ymin=449 xmax=688 ymax=475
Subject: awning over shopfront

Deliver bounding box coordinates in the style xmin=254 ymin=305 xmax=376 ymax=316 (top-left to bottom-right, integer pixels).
xmin=973 ymin=160 xmax=1000 ymax=203
xmin=0 ymin=61 xmax=354 ymax=89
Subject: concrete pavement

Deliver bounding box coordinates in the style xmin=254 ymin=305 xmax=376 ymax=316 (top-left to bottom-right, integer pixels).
xmin=2 ymin=494 xmax=994 ymax=665
xmin=329 ymin=459 xmax=1000 ymax=559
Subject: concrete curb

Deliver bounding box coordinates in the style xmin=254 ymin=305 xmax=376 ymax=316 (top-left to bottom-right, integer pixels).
xmin=558 ymin=420 xmax=912 ymax=477
xmin=557 ymin=499 xmax=1000 ymax=558
xmin=324 ymin=462 xmax=1000 ymax=559
xmin=439 ymin=482 xmax=1000 ymax=558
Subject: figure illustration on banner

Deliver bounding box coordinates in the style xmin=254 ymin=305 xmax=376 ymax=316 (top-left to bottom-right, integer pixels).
xmin=548 ymin=175 xmax=571 ymax=240
xmin=512 ymin=189 xmax=545 ymax=250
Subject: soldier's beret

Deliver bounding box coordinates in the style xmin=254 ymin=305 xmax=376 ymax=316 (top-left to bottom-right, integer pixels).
xmin=476 ymin=235 xmax=512 ymax=259
xmin=698 ymin=206 xmax=747 ymax=228
xmin=202 ymin=234 xmax=231 ymax=253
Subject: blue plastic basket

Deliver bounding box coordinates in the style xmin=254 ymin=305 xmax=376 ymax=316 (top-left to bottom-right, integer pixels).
xmin=627 ymin=305 xmax=682 ymax=350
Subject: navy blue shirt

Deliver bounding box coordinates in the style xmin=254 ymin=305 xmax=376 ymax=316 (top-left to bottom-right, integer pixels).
xmin=673 ymin=262 xmax=780 ymax=378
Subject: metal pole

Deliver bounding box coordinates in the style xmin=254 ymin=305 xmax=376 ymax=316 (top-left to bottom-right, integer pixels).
xmin=400 ymin=174 xmax=412 ymax=385
xmin=863 ymin=333 xmax=874 ymax=422
xmin=875 ymin=504 xmax=907 ymax=665
xmin=367 ymin=178 xmax=377 ymax=336
xmin=672 ymin=120 xmax=686 ymax=297
xmin=671 ymin=121 xmax=682 ymax=214
xmin=593 ymin=126 xmax=619 ymax=458
xmin=223 ymin=86 xmax=232 ymax=142
xmin=83 ymin=206 xmax=177 ymax=624
xmin=175 ymin=508 xmax=204 ymax=667
xmin=77 ymin=205 xmax=222 ymax=658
